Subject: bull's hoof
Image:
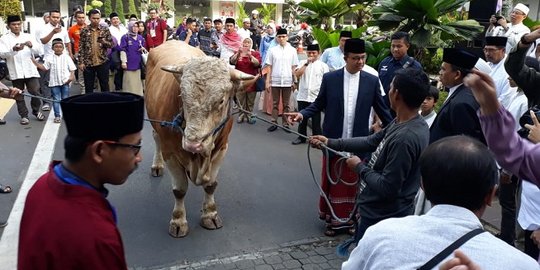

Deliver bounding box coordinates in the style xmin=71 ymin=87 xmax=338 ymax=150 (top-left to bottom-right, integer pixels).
xmin=168 ymin=221 xmax=189 ymax=238
xmin=200 ymin=215 xmax=223 ymax=230
xmin=151 ymin=166 xmax=164 ymax=177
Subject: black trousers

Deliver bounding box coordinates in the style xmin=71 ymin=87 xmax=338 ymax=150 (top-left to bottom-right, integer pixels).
xmin=524 ymin=230 xmax=540 ymax=260
xmin=499 ymin=175 xmax=519 ymax=245
xmin=114 ymin=68 xmax=123 ymax=91
xmin=83 ymin=62 xmax=110 ymax=93
xmin=297 ymin=101 xmax=321 ymax=140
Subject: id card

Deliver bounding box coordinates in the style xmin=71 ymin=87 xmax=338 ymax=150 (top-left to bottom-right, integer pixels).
xmin=150 ymin=29 xmax=156 ymax=37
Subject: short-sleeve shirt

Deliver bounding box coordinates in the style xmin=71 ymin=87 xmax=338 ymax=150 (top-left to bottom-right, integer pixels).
xmin=40 ymin=23 xmax=71 ymax=57
xmin=145 ymin=19 xmax=168 ymax=48
xmin=265 ymin=44 xmax=299 ymax=87
xmin=178 ymin=31 xmax=200 ymax=47
xmin=68 ymin=24 xmax=86 ymax=54
xmin=44 ymin=53 xmax=77 ymax=87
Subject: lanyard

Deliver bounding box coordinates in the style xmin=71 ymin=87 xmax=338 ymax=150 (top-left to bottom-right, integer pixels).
xmin=54 ymin=164 xmax=118 ymax=223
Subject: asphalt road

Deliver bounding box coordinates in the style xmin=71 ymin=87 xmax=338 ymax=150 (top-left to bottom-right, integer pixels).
xmin=0 ymin=86 xmax=331 ymax=269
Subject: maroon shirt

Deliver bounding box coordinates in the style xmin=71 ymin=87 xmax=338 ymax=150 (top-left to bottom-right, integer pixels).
xmin=235 ymin=50 xmax=261 ymax=92
xmin=18 ymin=162 xmax=127 ymax=270
xmin=145 ymin=18 xmax=168 ymax=49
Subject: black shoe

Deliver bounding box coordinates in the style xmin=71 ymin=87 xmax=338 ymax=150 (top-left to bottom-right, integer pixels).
xmin=282 ymin=125 xmax=292 ymax=133
xmin=267 ymin=125 xmax=278 ymax=132
xmin=0 ymin=119 xmax=5 ymax=125
xmin=292 ymin=138 xmax=306 ymax=145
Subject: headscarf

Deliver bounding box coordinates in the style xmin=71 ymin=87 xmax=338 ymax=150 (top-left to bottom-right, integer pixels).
xmin=128 ymin=21 xmax=138 ymax=36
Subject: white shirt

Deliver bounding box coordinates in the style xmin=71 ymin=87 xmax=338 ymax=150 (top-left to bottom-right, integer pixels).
xmin=237 ymin=28 xmax=251 ymax=41
xmin=265 ymin=43 xmax=299 ymax=87
xmin=296 ymin=59 xmax=329 ymax=103
xmin=506 ymin=90 xmax=528 ymax=131
xmin=39 ymin=23 xmax=71 ymax=57
xmin=489 ymin=23 xmax=531 ymax=52
xmin=109 ymin=24 xmax=128 ymax=42
xmin=342 ymin=69 xmax=360 ymax=139
xmin=518 ymin=180 xmax=540 ymax=231
xmin=0 ymin=32 xmax=42 ymax=79
xmin=445 ymin=83 xmax=462 ymax=104
xmin=342 ymin=205 xmax=540 ymax=270
xmin=43 ymin=53 xmax=77 ymax=87
xmin=419 ymin=110 xmax=437 ymax=128
xmin=489 ymin=55 xmax=515 ymax=108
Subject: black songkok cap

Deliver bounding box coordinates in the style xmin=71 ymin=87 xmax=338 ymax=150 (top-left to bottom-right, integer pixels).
xmin=443 ymin=48 xmax=479 ymax=70
xmin=276 ymin=28 xmax=288 ymax=36
xmin=61 ymin=92 xmax=144 ymax=140
xmin=344 ymin=38 xmax=365 ymax=54
xmin=6 ymin=15 xmax=21 ymax=24
xmin=109 ymin=12 xmax=119 ymax=19
xmin=340 ymin=31 xmax=352 ymax=39
xmin=485 ymin=36 xmax=508 ymax=47
xmin=225 ymin=18 xmax=235 ymax=24
xmin=307 ymin=43 xmax=319 ymax=51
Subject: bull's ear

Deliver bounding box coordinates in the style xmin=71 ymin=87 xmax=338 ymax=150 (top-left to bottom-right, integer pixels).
xmin=161 ymin=65 xmax=185 ymax=75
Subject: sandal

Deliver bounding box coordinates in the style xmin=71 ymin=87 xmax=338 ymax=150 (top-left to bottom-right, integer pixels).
xmin=324 ymin=228 xmax=337 ymax=237
xmin=0 ymin=185 xmax=12 ymax=194
xmin=34 ymin=111 xmax=45 ymax=121
xmin=20 ymin=117 xmax=29 ymax=125
xmin=53 ymin=117 xmax=61 ymax=123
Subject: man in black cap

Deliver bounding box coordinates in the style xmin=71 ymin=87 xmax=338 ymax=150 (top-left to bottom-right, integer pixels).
xmin=320 ymin=30 xmax=352 ymax=71
xmin=484 ymin=36 xmax=514 ymax=108
xmin=286 ymin=38 xmax=392 ymax=236
xmin=430 ymin=48 xmax=485 ymax=144
xmin=18 ymin=92 xmax=144 ymax=269
xmin=0 ymin=15 xmax=45 ymax=125
xmin=219 ymin=18 xmax=242 ymax=63
xmin=211 ymin=18 xmax=224 ymax=57
xmin=265 ymin=27 xmax=299 ymax=132
xmin=291 ymin=43 xmax=329 ymax=144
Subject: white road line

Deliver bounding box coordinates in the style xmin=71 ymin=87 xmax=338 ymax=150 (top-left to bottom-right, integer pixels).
xmin=0 ymin=112 xmax=61 ymax=270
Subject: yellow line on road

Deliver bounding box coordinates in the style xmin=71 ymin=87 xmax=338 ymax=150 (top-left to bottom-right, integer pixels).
xmin=0 ymin=98 xmax=15 ymax=119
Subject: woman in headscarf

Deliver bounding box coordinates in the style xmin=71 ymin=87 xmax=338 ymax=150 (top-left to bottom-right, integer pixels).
xmin=230 ymin=37 xmax=261 ymax=124
xmin=119 ymin=21 xmax=145 ymax=96
xmin=219 ymin=18 xmax=243 ymax=65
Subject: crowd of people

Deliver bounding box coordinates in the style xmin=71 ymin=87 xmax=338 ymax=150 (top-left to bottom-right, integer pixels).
xmin=2 ymin=2 xmax=540 ymax=269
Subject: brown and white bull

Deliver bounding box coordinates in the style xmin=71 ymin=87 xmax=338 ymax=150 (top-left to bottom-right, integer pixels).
xmin=145 ymin=41 xmax=254 ymax=237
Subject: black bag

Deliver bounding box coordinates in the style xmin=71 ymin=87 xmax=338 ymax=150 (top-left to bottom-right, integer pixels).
xmin=255 ymin=70 xmax=265 ymax=92
xmin=518 ymin=105 xmax=540 ymax=138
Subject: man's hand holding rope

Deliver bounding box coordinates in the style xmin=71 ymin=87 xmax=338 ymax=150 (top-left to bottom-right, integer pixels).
xmin=0 ymin=87 xmax=23 ymax=99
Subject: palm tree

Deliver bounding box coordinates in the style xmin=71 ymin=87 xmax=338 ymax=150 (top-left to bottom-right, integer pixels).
xmin=299 ymin=0 xmax=362 ymax=30
xmin=257 ymin=3 xmax=276 ymax=25
xmin=370 ymin=0 xmax=484 ymax=48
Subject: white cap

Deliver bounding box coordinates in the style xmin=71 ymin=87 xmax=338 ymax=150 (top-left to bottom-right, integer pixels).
xmin=252 ymin=10 xmax=259 ymax=14
xmin=514 ymin=3 xmax=530 ymax=15
xmin=475 ymin=58 xmax=492 ymax=74
xmin=243 ymin=18 xmax=250 ymax=23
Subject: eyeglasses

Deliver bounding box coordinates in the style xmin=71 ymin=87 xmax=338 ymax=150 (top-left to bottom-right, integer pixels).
xmin=511 ymin=10 xmax=526 ymax=16
xmin=103 ymin=140 xmax=142 ymax=155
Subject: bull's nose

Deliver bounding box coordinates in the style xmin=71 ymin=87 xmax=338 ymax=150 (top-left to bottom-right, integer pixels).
xmin=184 ymin=140 xmax=203 ymax=153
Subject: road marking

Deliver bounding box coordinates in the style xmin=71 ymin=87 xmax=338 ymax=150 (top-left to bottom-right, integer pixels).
xmin=0 ymin=98 xmax=14 ymax=119
xmin=0 ymin=111 xmax=60 ymax=270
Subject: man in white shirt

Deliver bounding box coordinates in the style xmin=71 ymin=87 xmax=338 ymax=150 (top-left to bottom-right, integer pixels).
xmin=265 ymin=28 xmax=299 ymax=132
xmin=39 ymin=9 xmax=71 ymax=112
xmin=108 ymin=12 xmax=128 ymax=91
xmin=486 ymin=3 xmax=531 ymax=52
xmin=237 ymin=18 xmax=252 ymax=43
xmin=0 ymin=15 xmax=45 ymax=125
xmin=484 ymin=36 xmax=515 ymax=108
xmin=342 ymin=136 xmax=539 ymax=270
xmin=292 ymin=43 xmax=329 ymax=144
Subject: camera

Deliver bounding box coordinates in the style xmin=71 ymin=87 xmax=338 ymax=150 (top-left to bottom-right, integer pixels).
xmin=517 ymin=106 xmax=540 ymax=138
xmin=493 ymin=15 xmax=504 ymax=26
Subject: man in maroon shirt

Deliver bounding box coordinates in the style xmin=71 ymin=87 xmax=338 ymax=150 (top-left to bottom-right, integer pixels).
xmin=18 ymin=92 xmax=144 ymax=270
xmin=145 ymin=8 xmax=168 ymax=50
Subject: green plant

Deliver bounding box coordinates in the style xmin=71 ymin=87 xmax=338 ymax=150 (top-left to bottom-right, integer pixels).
xmin=299 ymin=0 xmax=363 ymax=30
xmin=370 ymin=0 xmax=484 ymax=48
xmin=365 ymin=39 xmax=391 ymax=68
xmin=257 ymin=3 xmax=276 ymax=25
xmin=236 ymin=0 xmax=248 ymax=28
xmin=103 ymin=0 xmax=112 ymax=16
xmin=128 ymin=0 xmax=138 ymax=16
xmin=140 ymin=0 xmax=175 ymax=19
xmin=435 ymin=90 xmax=448 ymax=112
xmin=0 ymin=0 xmax=22 ymax=17
xmin=114 ymin=0 xmax=125 ymax=24
xmin=524 ymin=17 xmax=540 ymax=30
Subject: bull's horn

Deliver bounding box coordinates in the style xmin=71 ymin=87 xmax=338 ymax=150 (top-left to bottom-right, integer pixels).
xmin=161 ymin=65 xmax=185 ymax=74
xmin=230 ymin=69 xmax=255 ymax=81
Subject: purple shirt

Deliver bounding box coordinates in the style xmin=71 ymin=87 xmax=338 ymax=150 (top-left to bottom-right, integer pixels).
xmin=119 ymin=34 xmax=145 ymax=71
xmin=479 ymin=107 xmax=540 ymax=188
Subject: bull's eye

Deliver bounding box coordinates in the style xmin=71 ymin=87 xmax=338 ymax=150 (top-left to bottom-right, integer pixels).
xmin=219 ymin=100 xmax=224 ymax=105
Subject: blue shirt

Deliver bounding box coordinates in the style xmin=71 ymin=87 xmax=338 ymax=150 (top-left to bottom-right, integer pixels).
xmin=378 ymin=55 xmax=422 ymax=94
xmin=179 ymin=30 xmax=200 ymax=47
xmin=320 ymin=46 xmax=345 ymax=71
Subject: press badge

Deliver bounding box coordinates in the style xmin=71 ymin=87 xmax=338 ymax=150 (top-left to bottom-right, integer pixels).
xmin=150 ymin=29 xmax=156 ymax=37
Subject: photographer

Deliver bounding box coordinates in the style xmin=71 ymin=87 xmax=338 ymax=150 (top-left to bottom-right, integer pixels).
xmin=486 ymin=3 xmax=530 ymax=52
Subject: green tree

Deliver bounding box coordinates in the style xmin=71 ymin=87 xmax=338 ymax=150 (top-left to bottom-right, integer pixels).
xmin=103 ymin=0 xmax=112 ymax=17
xmin=128 ymin=0 xmax=138 ymax=17
xmin=299 ymin=0 xmax=362 ymax=30
xmin=115 ymin=0 xmax=125 ymax=24
xmin=0 ymin=0 xmax=22 ymax=18
xmin=257 ymin=3 xmax=276 ymax=25
xmin=370 ymin=0 xmax=484 ymax=48
xmin=236 ymin=1 xmax=248 ymax=28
